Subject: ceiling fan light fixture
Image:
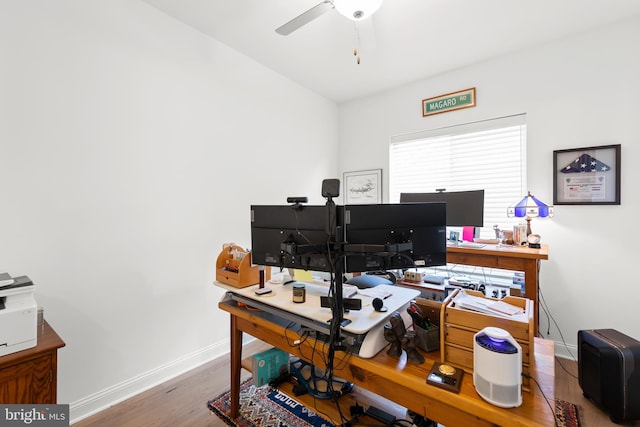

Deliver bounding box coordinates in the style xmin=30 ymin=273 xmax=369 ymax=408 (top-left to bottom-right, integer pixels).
xmin=334 ymin=0 xmax=383 ymax=21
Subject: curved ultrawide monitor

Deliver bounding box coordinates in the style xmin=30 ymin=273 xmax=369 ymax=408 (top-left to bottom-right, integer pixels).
xmin=400 ymin=190 xmax=484 ymax=227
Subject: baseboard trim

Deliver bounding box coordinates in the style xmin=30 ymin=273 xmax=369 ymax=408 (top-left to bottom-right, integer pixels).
xmin=553 ymin=339 xmax=578 ymax=361
xmin=69 ymin=339 xmax=229 ymax=424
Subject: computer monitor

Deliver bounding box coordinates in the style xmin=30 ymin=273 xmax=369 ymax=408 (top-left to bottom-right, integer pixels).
xmin=400 ymin=190 xmax=484 ymax=227
xmin=250 ymin=204 xmax=342 ymax=272
xmin=251 ymin=202 xmax=447 ymax=273
xmin=343 ymin=203 xmax=447 ymax=273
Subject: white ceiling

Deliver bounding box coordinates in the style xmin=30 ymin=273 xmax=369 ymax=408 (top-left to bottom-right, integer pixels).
xmin=142 ymin=0 xmax=640 ymax=103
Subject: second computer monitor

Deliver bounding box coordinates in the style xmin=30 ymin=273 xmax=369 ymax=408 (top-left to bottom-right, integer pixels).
xmin=400 ymin=190 xmax=484 ymax=227
xmin=343 ymin=202 xmax=447 ymax=272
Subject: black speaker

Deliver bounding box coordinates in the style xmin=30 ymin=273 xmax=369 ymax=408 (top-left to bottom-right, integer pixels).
xmin=578 ymin=329 xmax=640 ymax=423
xmin=321 ymin=179 xmax=340 ymax=198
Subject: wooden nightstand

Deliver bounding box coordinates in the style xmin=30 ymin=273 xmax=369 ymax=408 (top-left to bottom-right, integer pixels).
xmin=0 ymin=321 xmax=65 ymax=403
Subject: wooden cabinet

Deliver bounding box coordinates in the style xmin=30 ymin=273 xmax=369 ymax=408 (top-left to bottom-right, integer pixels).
xmin=0 ymin=321 xmax=65 ymax=404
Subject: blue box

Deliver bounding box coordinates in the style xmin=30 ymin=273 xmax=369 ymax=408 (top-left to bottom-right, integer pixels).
xmin=251 ymin=347 xmax=289 ymax=387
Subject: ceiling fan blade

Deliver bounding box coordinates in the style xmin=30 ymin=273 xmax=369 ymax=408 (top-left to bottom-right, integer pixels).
xmin=275 ymin=1 xmax=334 ymax=36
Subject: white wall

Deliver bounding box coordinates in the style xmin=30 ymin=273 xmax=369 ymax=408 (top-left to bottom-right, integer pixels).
xmin=0 ymin=1 xmax=338 ymax=421
xmin=338 ymin=15 xmax=640 ymax=357
xmin=2 ymin=0 xmax=638 ymax=420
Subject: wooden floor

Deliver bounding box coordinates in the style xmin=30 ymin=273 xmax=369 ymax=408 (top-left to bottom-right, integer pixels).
xmin=74 ymin=341 xmax=633 ymax=427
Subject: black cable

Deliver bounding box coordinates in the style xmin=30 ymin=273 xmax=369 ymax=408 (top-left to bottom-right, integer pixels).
xmin=538 ymin=285 xmax=578 ymax=363
xmin=292 ymin=208 xmax=315 ymax=247
xmin=555 ymin=355 xmax=579 ymax=380
xmin=523 ymin=372 xmax=560 ymax=427
xmin=284 ymin=321 xmax=308 ymax=348
xmin=329 ymin=391 xmax=351 ymax=426
xmin=537 ymin=283 xmax=552 ymax=336
xmin=537 ymin=287 xmax=579 ymax=381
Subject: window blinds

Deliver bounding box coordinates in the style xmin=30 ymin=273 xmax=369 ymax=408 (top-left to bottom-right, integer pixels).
xmin=389 ymin=114 xmax=527 ymax=239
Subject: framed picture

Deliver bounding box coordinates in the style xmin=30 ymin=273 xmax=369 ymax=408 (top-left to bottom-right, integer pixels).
xmin=343 ymin=169 xmax=382 ymax=204
xmin=553 ymin=144 xmax=621 ymax=205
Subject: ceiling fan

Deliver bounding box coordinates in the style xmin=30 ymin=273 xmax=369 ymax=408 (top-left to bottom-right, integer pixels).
xmin=275 ymin=0 xmax=384 ymax=36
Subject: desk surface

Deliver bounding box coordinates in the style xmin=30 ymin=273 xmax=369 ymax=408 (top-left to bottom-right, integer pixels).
xmin=216 ymin=281 xmax=419 ymax=334
xmin=220 ymin=299 xmax=556 ymax=427
xmin=447 ymin=242 xmax=548 ymax=260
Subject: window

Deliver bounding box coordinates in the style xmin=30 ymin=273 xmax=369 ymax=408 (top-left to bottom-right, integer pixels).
xmin=389 ymin=114 xmax=527 ymax=240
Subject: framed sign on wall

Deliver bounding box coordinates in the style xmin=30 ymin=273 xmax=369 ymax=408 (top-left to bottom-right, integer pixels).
xmin=553 ymin=144 xmax=621 ymax=205
xmin=422 ymin=87 xmax=476 ymax=117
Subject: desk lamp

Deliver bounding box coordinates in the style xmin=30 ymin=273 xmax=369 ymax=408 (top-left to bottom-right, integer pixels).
xmin=507 ymin=191 xmax=554 ymax=246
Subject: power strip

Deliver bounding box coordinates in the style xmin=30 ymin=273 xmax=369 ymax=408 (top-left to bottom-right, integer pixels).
xmin=366 ymin=405 xmax=396 ymax=425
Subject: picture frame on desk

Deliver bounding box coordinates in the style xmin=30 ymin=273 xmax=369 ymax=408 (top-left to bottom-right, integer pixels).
xmin=553 ymin=144 xmax=621 ymax=205
xmin=343 ymin=169 xmax=382 ymax=204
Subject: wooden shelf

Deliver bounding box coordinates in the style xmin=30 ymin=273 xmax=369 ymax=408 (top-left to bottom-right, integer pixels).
xmin=241 ymin=347 xmax=389 ymax=426
xmin=224 ymin=299 xmax=557 ymax=426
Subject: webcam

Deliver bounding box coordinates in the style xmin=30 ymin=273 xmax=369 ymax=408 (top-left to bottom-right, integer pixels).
xmin=372 ymin=297 xmax=388 ymax=312
xmin=287 ymin=197 xmax=308 ymax=204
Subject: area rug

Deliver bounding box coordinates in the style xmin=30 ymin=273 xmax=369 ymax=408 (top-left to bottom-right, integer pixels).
xmin=555 ymin=398 xmax=583 ymax=427
xmin=207 ymin=378 xmax=336 ymax=427
xmin=208 ymin=379 xmax=582 ymax=427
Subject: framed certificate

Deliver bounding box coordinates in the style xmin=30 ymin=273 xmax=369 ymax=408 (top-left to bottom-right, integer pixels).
xmin=553 ymin=144 xmax=621 ymax=205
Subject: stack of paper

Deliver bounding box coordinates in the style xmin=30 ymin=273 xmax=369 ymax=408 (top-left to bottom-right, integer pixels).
xmin=356 ymin=287 xmax=392 ymax=300
xmin=453 ymin=290 xmax=525 ymax=320
xmin=0 ymin=273 xmax=14 ymax=287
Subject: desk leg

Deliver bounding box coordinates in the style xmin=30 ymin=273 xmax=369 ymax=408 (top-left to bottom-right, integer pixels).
xmin=523 ymin=260 xmax=540 ymax=337
xmin=229 ymin=314 xmax=243 ymax=418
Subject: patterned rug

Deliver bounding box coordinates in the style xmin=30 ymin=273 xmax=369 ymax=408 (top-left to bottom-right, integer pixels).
xmin=555 ymin=398 xmax=583 ymax=427
xmin=207 ymin=379 xmax=336 ymax=427
xmin=208 ymin=379 xmax=581 ymax=427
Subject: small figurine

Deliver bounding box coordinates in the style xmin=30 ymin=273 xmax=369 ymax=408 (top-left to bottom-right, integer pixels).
xmin=401 ymin=331 xmax=425 ymax=364
xmin=383 ymin=312 xmax=424 ymax=364
xmin=384 ymin=323 xmax=402 ymax=357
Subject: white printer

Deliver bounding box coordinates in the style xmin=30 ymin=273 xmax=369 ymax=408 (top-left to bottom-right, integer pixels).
xmin=0 ymin=275 xmax=38 ymax=357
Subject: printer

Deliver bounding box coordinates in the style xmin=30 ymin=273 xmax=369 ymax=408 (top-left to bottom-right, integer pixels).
xmin=0 ymin=275 xmax=37 ymax=357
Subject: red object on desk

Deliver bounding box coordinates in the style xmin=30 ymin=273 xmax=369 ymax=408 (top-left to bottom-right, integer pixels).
xmin=462 ymin=226 xmax=474 ymax=241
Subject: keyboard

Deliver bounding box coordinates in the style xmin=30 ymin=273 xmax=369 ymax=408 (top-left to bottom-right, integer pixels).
xmin=423 ymin=274 xmax=447 ymax=285
xmin=457 ymin=242 xmax=485 ymax=248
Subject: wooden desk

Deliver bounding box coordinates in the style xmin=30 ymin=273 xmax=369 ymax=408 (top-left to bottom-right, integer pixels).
xmin=0 ymin=321 xmax=65 ymax=403
xmin=219 ymin=298 xmax=556 ymax=427
xmin=446 ymin=244 xmax=548 ymax=336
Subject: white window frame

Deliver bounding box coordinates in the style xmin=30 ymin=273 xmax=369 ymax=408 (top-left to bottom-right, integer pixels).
xmin=389 ymin=114 xmax=527 ymax=241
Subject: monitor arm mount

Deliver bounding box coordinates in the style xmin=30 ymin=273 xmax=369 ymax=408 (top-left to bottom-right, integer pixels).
xmin=320 ymin=179 xmax=350 ymax=357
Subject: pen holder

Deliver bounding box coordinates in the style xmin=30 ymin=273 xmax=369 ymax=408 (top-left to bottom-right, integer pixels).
xmin=414 ymin=323 xmax=440 ymax=353
xmin=412 ymin=297 xmax=442 ymax=353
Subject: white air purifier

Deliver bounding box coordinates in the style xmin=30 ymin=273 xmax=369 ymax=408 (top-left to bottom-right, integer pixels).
xmin=473 ymin=327 xmax=522 ymax=408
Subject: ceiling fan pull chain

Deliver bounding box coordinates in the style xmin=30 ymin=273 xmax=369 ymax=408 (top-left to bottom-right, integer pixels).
xmin=353 ymin=21 xmax=358 ymax=57
xmin=354 ymin=20 xmax=361 ymax=64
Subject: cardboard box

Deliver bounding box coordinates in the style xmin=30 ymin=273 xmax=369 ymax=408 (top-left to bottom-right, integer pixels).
xmin=251 ymin=347 xmax=289 ymax=387
xmin=440 ymin=289 xmax=535 ymax=392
